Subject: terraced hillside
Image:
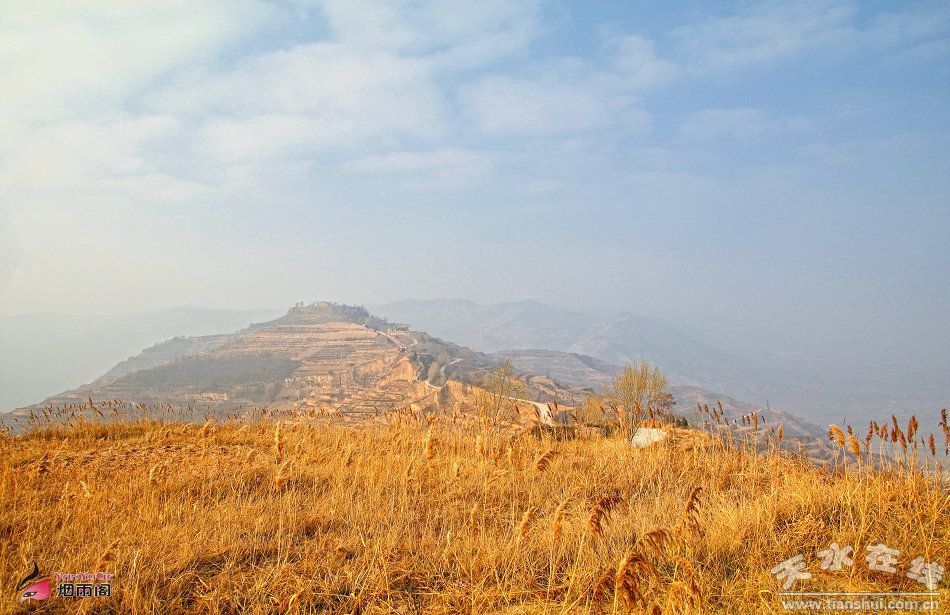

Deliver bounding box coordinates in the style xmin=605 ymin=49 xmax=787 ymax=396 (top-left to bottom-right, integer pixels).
xmin=11 ymin=303 xmax=827 ymax=456
xmin=15 ymin=303 xmax=454 ymax=418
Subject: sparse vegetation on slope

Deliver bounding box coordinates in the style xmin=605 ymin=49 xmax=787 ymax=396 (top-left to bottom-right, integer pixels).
xmin=1 ymin=404 xmax=947 ymax=613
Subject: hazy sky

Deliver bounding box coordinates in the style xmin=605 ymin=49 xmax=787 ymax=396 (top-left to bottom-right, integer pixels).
xmin=2 ymin=1 xmax=949 ymax=364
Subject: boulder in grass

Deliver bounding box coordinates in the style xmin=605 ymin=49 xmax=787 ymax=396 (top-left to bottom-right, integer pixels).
xmin=631 ymin=427 xmax=668 ymax=448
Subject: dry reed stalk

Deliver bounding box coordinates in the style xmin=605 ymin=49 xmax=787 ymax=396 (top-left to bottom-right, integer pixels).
xmin=667 ymin=556 xmax=702 ymax=612
xmin=636 ymin=528 xmax=673 ymax=563
xmin=551 ymin=497 xmax=572 ymax=542
xmin=468 ymin=501 xmax=480 ymax=532
xmin=274 ymin=460 xmax=291 ymax=492
xmin=847 ymin=434 xmax=862 ymax=459
xmin=274 ymin=421 xmax=284 ymax=465
xmin=484 ymin=470 xmax=505 ymax=491
xmin=423 ymin=428 xmax=435 ymax=461
xmin=591 ymin=567 xmax=616 ymax=615
xmin=616 ymin=405 xmax=629 ymax=437
xmin=614 ymin=550 xmax=649 ymax=611
xmin=676 ymin=487 xmax=703 ymax=544
xmin=98 ymin=539 xmax=119 ymax=565
xmin=534 ymin=449 xmax=557 ymax=472
xmin=148 ymin=462 xmax=163 ymax=485
xmin=403 ymin=456 xmax=414 ymax=482
xmin=516 ymin=506 xmax=538 ymax=544
xmin=588 ymin=495 xmax=622 ymax=536
xmin=828 ymin=425 xmax=845 ymax=448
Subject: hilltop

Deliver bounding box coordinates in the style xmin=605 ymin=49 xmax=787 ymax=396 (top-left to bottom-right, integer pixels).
xmin=8 ymin=303 xmax=827 ymax=450
xmin=12 ymin=303 xmax=482 ymax=420
xmin=11 ymin=303 xmax=575 ymax=424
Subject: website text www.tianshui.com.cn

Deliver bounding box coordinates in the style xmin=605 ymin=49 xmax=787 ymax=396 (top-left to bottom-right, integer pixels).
xmin=780 ymin=593 xmax=940 ymax=611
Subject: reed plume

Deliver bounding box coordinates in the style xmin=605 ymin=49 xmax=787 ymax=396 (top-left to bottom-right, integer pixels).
xmin=588 ymin=494 xmax=622 ymax=536
xmin=828 ymin=425 xmax=845 ymax=448
xmin=534 ymin=449 xmax=557 ymax=472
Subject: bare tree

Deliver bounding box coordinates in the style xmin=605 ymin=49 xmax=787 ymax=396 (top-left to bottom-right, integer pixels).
xmin=608 ymin=360 xmax=673 ymax=436
xmin=475 ymin=360 xmax=526 ymax=428
xmin=576 ymin=392 xmax=607 ymax=425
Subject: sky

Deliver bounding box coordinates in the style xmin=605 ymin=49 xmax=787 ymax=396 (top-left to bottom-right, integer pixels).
xmin=1 ymin=0 xmax=949 ymax=375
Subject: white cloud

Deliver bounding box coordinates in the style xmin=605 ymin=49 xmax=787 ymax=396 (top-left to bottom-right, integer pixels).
xmin=314 ymin=0 xmax=539 ymax=59
xmin=680 ymin=108 xmax=768 ymax=140
xmin=197 ymin=114 xmax=331 ymax=163
xmin=345 ymin=148 xmax=494 ymax=187
xmin=153 ymin=43 xmax=450 ymax=162
xmin=611 ymin=35 xmax=679 ymax=89
xmin=670 ymin=0 xmax=950 ymax=73
xmin=863 ymin=6 xmax=950 ymax=50
xmin=0 ymin=1 xmax=274 ymax=129
xmin=143 ymin=1 xmax=543 ymax=162
xmin=459 ymin=74 xmax=614 ymax=137
xmin=454 ymin=32 xmax=675 ymax=139
xmin=457 ymin=44 xmax=666 ymax=139
xmin=671 ymin=0 xmax=856 ymax=71
xmin=680 ymin=108 xmax=810 ymax=141
xmin=0 ymin=115 xmax=189 ymax=204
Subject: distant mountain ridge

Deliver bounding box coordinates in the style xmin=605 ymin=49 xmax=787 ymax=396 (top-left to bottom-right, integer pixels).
xmin=371 ymin=299 xmax=949 ymax=434
xmin=372 ymin=298 xmax=775 ymax=403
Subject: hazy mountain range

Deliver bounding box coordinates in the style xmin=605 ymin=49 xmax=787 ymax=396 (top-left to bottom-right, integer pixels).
xmin=372 ymin=299 xmax=948 ymax=429
xmin=374 ymin=299 xmax=767 ymax=396
xmin=6 ymin=302 xmax=826 ymax=448
xmin=2 ymin=299 xmax=946 ymax=435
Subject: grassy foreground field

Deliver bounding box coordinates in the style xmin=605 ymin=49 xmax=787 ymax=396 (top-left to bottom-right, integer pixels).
xmin=1 ymin=410 xmax=947 ymax=614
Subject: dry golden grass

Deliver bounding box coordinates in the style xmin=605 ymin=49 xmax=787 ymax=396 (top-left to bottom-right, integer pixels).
xmin=1 ymin=408 xmax=948 ymax=614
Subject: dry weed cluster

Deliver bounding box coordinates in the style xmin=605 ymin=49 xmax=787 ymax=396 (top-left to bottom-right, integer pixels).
xmin=0 ymin=403 xmax=947 ymax=613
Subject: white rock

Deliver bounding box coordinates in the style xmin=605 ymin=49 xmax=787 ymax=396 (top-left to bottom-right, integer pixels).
xmin=631 ymin=427 xmax=668 ymax=448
